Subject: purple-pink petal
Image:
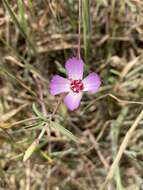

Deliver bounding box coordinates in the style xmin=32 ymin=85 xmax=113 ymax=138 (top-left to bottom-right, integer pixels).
xmin=64 ymin=92 xmax=82 ymax=111
xmin=65 ymin=57 xmax=84 ymax=80
xmin=83 ymin=72 xmax=101 ymax=93
xmin=49 ymin=75 xmax=70 ymax=95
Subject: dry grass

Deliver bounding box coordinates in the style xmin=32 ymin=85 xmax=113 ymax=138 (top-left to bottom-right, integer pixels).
xmin=0 ymin=0 xmax=143 ymax=190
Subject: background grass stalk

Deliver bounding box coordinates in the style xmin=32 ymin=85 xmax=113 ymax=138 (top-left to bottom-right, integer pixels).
xmin=100 ymin=110 xmax=143 ymax=190
xmin=111 ymin=107 xmax=128 ymax=190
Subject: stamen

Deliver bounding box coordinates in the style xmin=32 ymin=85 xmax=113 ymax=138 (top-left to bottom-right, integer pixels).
xmin=70 ymin=79 xmax=84 ymax=93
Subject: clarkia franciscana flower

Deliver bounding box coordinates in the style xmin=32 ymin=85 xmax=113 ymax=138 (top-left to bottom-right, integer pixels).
xmin=50 ymin=57 xmax=101 ymax=111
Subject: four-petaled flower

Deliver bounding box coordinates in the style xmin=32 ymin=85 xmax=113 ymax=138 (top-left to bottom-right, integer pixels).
xmin=49 ymin=57 xmax=101 ymax=111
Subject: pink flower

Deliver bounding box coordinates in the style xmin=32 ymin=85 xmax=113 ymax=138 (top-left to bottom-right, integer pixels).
xmin=49 ymin=57 xmax=101 ymax=111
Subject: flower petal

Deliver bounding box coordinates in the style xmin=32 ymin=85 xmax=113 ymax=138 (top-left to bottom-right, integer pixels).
xmin=64 ymin=92 xmax=82 ymax=111
xmin=83 ymin=73 xmax=101 ymax=93
xmin=65 ymin=57 xmax=84 ymax=80
xmin=49 ymin=75 xmax=70 ymax=95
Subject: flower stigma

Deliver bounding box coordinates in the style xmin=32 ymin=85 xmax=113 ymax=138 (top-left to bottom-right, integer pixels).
xmin=70 ymin=79 xmax=84 ymax=93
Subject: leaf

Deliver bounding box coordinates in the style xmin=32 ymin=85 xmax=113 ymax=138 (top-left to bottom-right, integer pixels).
xmin=96 ymin=0 xmax=108 ymax=6
xmin=32 ymin=103 xmax=47 ymax=121
xmin=50 ymin=148 xmax=76 ymax=158
xmin=23 ymin=141 xmax=47 ymax=162
xmin=17 ymin=0 xmax=28 ymax=34
xmin=40 ymin=151 xmax=54 ymax=164
xmin=51 ymin=122 xmax=77 ymax=142
xmin=27 ymin=0 xmax=35 ymax=17
xmin=0 ymin=122 xmax=12 ymax=129
xmin=24 ymin=121 xmax=45 ymax=130
xmin=23 ymin=140 xmax=37 ymax=162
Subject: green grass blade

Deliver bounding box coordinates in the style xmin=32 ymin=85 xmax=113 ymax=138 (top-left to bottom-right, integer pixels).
xmin=17 ymin=0 xmax=28 ymax=34
xmin=50 ymin=148 xmax=75 ymax=158
xmin=2 ymin=0 xmax=37 ymax=55
xmin=82 ymin=0 xmax=91 ymax=67
xmin=28 ymin=0 xmax=35 ymax=17
xmin=51 ymin=121 xmax=77 ymax=142
xmin=32 ymin=103 xmax=47 ymax=121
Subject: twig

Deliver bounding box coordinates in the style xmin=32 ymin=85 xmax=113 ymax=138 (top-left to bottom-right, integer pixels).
xmin=1 ymin=128 xmax=15 ymax=143
xmin=82 ymin=93 xmax=143 ymax=114
xmin=88 ymin=131 xmax=109 ymax=170
xmin=108 ymin=94 xmax=143 ymax=105
xmin=50 ymin=93 xmax=65 ymax=119
xmin=100 ymin=110 xmax=143 ymax=190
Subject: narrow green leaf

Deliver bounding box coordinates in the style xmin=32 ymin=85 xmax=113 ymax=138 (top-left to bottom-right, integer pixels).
xmin=2 ymin=0 xmax=37 ymax=55
xmin=24 ymin=121 xmax=45 ymax=130
xmin=17 ymin=0 xmax=28 ymax=34
xmin=28 ymin=0 xmax=35 ymax=17
xmin=23 ymin=140 xmax=37 ymax=162
xmin=23 ymin=141 xmax=48 ymax=161
xmin=50 ymin=148 xmax=76 ymax=158
xmin=0 ymin=122 xmax=12 ymax=129
xmin=51 ymin=122 xmax=77 ymax=142
xmin=96 ymin=0 xmax=108 ymax=6
xmin=82 ymin=0 xmax=91 ymax=70
xmin=32 ymin=103 xmax=47 ymax=121
xmin=40 ymin=151 xmax=53 ymax=163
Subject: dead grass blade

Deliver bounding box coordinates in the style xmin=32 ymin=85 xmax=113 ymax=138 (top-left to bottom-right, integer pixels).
xmin=100 ymin=110 xmax=143 ymax=190
xmin=0 ymin=103 xmax=28 ymax=124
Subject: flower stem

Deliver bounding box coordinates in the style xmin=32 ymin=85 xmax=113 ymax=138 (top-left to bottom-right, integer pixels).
xmin=23 ymin=90 xmax=65 ymax=162
xmin=34 ymin=75 xmax=47 ymax=116
xmin=50 ymin=93 xmax=65 ymax=119
xmin=77 ymin=0 xmax=81 ymax=59
xmin=34 ymin=94 xmax=64 ymax=144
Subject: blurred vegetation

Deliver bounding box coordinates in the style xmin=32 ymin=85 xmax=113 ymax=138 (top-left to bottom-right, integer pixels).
xmin=0 ymin=0 xmax=143 ymax=190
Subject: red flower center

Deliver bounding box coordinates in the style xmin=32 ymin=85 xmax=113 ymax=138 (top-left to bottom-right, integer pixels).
xmin=70 ymin=79 xmax=84 ymax=93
